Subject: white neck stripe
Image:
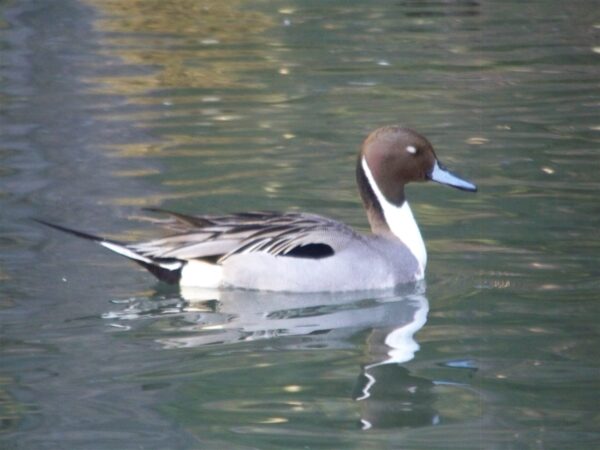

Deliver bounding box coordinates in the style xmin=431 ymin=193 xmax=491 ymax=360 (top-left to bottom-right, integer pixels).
xmin=361 ymin=158 xmax=427 ymax=275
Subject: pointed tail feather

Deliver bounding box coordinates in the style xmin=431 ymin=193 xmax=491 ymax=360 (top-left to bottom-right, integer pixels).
xmin=33 ymin=218 xmax=111 ymax=243
xmin=34 ymin=219 xmax=183 ymax=284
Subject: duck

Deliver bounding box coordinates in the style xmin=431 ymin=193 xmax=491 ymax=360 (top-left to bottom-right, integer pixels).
xmin=37 ymin=126 xmax=477 ymax=292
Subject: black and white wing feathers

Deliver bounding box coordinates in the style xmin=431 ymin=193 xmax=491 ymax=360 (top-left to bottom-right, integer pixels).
xmin=130 ymin=210 xmax=359 ymax=263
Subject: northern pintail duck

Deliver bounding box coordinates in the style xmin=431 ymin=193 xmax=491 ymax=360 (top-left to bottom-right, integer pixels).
xmin=38 ymin=126 xmax=476 ymax=292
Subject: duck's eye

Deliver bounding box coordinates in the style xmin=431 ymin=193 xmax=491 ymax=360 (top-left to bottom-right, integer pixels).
xmin=406 ymin=145 xmax=417 ymax=155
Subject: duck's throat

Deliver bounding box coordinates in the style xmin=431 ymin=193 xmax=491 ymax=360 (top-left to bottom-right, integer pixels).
xmin=358 ymin=157 xmax=427 ymax=272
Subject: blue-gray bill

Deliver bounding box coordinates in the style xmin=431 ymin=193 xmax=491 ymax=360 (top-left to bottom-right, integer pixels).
xmin=429 ymin=161 xmax=477 ymax=192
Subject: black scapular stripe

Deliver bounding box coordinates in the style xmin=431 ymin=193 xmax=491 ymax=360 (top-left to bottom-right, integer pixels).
xmin=285 ymin=243 xmax=334 ymax=259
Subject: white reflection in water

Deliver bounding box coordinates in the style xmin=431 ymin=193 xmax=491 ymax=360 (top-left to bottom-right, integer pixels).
xmin=105 ymin=282 xmax=433 ymax=430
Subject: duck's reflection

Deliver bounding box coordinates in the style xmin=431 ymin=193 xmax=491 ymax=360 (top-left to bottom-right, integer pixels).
xmin=350 ymin=291 xmax=434 ymax=430
xmin=106 ymin=282 xmax=436 ymax=430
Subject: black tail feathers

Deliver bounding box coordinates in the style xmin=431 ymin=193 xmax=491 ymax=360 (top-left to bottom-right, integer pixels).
xmin=35 ymin=219 xmax=183 ymax=284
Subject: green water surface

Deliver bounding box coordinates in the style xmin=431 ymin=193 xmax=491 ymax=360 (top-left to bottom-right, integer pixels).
xmin=1 ymin=0 xmax=599 ymax=449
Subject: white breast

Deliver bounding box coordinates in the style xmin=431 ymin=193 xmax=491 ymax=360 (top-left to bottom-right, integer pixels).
xmin=361 ymin=158 xmax=427 ymax=278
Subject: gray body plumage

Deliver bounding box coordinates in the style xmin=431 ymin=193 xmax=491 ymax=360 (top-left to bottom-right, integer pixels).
xmin=129 ymin=210 xmax=420 ymax=292
xmin=222 ymin=237 xmax=419 ymax=291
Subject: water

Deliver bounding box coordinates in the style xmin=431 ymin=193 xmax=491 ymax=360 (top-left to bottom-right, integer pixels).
xmin=1 ymin=0 xmax=599 ymax=448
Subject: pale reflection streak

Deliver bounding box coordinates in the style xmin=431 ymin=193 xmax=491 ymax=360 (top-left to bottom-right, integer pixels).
xmin=351 ymin=292 xmax=430 ymax=430
xmin=83 ymin=0 xmax=276 ymax=95
xmin=105 ymin=284 xmax=432 ymax=429
xmin=78 ymin=0 xmax=289 ymax=182
xmin=163 ymin=285 xmax=428 ymax=352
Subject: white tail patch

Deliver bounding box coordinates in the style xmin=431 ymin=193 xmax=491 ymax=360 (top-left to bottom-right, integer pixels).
xmin=100 ymin=241 xmax=182 ymax=271
xmin=100 ymin=241 xmax=152 ymax=263
xmin=180 ymin=260 xmax=223 ymax=288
